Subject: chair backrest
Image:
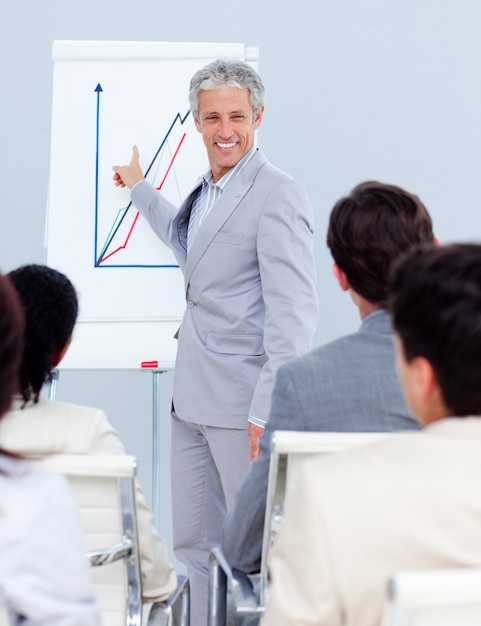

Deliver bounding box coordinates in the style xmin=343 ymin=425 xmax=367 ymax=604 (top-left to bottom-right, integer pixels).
xmin=381 ymin=568 xmax=481 ymax=626
xmin=36 ymin=454 xmax=142 ymax=626
xmin=259 ymin=431 xmax=394 ymax=606
xmin=208 ymin=430 xmax=397 ymax=626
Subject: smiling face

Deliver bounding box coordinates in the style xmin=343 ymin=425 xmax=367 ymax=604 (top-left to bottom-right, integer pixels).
xmin=193 ymin=87 xmax=264 ymax=182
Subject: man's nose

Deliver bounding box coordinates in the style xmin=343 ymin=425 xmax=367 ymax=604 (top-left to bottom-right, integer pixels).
xmin=218 ymin=117 xmax=233 ymax=137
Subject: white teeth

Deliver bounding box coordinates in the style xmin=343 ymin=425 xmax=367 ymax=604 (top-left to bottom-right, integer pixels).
xmin=217 ymin=142 xmax=236 ymax=148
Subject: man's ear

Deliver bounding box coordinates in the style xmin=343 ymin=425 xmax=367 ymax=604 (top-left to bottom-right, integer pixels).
xmin=332 ymin=263 xmax=350 ymax=292
xmin=413 ymin=356 xmax=436 ymax=397
xmin=412 ymin=355 xmax=445 ymax=425
xmin=253 ymin=105 xmax=264 ymax=130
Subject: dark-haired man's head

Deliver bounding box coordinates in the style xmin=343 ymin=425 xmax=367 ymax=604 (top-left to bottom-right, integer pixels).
xmin=327 ymin=181 xmax=435 ymax=309
xmin=0 ymin=273 xmax=24 ymax=417
xmin=7 ymin=264 xmax=78 ymax=404
xmin=388 ymin=242 xmax=481 ymax=422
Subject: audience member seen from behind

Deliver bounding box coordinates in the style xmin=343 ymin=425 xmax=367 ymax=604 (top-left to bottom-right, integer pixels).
xmin=0 ymin=264 xmax=177 ymax=604
xmin=0 ymin=271 xmax=101 ymax=626
xmin=264 ymin=242 xmax=481 ymax=626
xmin=222 ymin=181 xmax=435 ymax=574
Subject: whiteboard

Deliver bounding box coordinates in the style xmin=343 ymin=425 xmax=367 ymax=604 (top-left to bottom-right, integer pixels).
xmin=46 ymin=40 xmax=258 ymax=369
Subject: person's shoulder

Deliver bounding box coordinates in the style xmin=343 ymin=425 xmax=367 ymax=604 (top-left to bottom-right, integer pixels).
xmin=279 ymin=331 xmax=364 ymax=377
xmin=299 ymin=430 xmax=421 ymax=485
xmin=248 ymin=150 xmax=297 ymax=184
xmin=0 ymin=453 xmax=70 ymax=506
xmin=35 ymin=398 xmax=108 ymax=420
xmin=257 ymin=161 xmax=300 ymax=188
xmin=0 ymin=453 xmax=30 ymax=478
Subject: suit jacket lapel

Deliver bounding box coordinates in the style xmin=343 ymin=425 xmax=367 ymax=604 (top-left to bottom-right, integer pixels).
xmin=183 ymin=150 xmax=268 ymax=288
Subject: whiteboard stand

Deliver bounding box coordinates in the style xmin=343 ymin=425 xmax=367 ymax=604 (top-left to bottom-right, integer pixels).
xmin=49 ymin=369 xmax=60 ymax=401
xmin=46 ymin=366 xmax=169 ymax=531
xmin=151 ymin=368 xmax=168 ymax=529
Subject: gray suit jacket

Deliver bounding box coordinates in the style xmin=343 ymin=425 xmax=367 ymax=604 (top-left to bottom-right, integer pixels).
xmin=221 ymin=310 xmax=420 ymax=572
xmin=131 ymin=149 xmax=318 ymax=428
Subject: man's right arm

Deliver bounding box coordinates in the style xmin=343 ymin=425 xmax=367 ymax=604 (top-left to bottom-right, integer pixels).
xmin=113 ymin=145 xmax=178 ymax=247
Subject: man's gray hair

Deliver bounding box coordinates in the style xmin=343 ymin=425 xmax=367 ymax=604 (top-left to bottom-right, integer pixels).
xmin=189 ymin=58 xmax=265 ymax=118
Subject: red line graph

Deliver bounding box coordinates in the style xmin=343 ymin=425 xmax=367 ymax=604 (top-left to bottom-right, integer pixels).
xmin=156 ymin=133 xmax=187 ymax=191
xmin=98 ymin=127 xmax=188 ymax=265
xmin=98 ymin=211 xmax=141 ymax=263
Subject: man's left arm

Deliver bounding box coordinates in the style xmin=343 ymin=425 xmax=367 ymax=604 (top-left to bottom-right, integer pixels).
xmin=248 ymin=176 xmax=318 ymax=441
xmin=222 ymin=362 xmax=309 ymax=573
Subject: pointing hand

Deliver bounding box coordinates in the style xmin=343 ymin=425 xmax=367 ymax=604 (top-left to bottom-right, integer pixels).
xmin=112 ymin=145 xmax=145 ymax=189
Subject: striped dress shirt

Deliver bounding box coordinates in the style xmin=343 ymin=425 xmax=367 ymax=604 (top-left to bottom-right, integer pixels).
xmin=187 ymin=147 xmax=257 ymax=249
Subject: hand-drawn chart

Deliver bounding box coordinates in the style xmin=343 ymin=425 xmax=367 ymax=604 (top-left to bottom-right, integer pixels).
xmin=46 ymin=41 xmax=255 ymax=368
xmin=95 ymin=107 xmax=193 ymax=268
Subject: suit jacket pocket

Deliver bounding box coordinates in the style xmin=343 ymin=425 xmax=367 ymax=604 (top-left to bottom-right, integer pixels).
xmin=213 ymin=231 xmax=244 ymax=245
xmin=205 ymin=331 xmax=264 ymax=356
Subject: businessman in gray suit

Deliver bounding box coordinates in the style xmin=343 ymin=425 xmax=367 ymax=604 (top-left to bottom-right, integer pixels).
xmin=221 ymin=180 xmax=436 ymax=575
xmin=112 ymin=59 xmax=318 ymax=625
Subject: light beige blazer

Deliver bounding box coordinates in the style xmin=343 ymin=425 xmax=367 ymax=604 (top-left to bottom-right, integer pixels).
xmin=0 ymin=396 xmax=177 ymax=604
xmin=263 ymin=418 xmax=481 ymax=626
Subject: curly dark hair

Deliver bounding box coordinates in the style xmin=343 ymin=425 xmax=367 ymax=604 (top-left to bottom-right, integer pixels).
xmin=7 ymin=264 xmax=78 ymax=404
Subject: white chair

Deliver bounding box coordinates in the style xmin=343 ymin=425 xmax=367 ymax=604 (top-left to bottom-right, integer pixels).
xmin=36 ymin=454 xmax=189 ymax=626
xmin=208 ymin=430 xmax=392 ymax=625
xmin=381 ymin=568 xmax=481 ymax=626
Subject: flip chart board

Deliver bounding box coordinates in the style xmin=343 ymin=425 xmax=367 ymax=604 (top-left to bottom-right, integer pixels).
xmin=46 ymin=40 xmax=257 ymax=369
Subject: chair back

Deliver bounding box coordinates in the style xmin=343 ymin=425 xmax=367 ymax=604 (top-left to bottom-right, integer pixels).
xmin=381 ymin=568 xmax=481 ymax=626
xmin=259 ymin=430 xmax=393 ymax=605
xmin=208 ymin=430 xmax=394 ymax=626
xmin=36 ymin=454 xmax=141 ymax=626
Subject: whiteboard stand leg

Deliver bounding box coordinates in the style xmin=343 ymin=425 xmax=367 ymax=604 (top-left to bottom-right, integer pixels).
xmin=49 ymin=369 xmax=60 ymax=401
xmin=152 ymin=370 xmax=167 ymax=530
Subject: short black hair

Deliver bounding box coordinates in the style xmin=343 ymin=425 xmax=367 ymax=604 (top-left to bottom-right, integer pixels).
xmin=388 ymin=242 xmax=481 ymax=416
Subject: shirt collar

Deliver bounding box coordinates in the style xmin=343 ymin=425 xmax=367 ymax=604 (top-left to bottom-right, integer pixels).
xmin=203 ymin=146 xmax=257 ymax=190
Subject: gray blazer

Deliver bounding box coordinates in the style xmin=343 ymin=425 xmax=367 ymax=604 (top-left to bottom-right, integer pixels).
xmin=221 ymin=310 xmax=421 ymax=573
xmin=131 ymin=149 xmax=318 ymax=428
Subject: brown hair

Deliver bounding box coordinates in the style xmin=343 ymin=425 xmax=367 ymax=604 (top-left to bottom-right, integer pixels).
xmin=327 ymin=181 xmax=435 ymax=307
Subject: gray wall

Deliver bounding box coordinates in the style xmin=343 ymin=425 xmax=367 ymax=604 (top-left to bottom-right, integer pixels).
xmin=2 ymin=0 xmax=481 ymax=570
